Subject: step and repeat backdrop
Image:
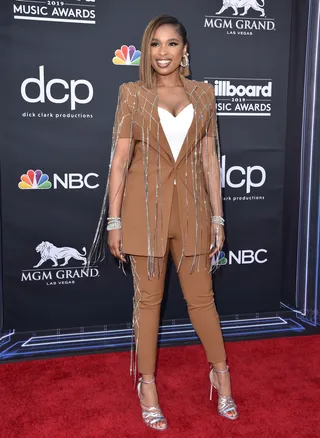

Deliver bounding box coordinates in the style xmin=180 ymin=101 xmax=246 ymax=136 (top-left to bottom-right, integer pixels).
xmin=1 ymin=0 xmax=292 ymax=330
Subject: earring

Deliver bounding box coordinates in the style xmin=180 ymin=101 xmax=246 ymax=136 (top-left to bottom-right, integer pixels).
xmin=180 ymin=52 xmax=189 ymax=68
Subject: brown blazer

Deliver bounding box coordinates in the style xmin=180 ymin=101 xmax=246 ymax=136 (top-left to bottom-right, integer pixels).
xmin=110 ymin=75 xmax=220 ymax=258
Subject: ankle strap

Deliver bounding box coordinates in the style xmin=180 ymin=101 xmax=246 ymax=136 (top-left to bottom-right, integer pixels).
xmin=140 ymin=377 xmax=155 ymax=384
xmin=211 ymin=364 xmax=229 ymax=374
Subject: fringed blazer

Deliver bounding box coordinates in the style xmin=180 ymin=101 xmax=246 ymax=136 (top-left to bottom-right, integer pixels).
xmin=89 ymin=74 xmax=224 ymax=275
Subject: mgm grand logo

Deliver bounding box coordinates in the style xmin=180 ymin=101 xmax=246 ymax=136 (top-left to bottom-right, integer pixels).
xmin=205 ymin=0 xmax=276 ymax=36
xmin=21 ymin=241 xmax=99 ymax=287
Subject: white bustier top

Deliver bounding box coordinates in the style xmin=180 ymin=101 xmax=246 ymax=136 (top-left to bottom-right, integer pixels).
xmin=158 ymin=103 xmax=194 ymax=161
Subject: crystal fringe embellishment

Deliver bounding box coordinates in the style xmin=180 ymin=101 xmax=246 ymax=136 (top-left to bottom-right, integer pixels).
xmin=86 ymin=75 xmax=225 ymax=385
xmin=87 ymin=76 xmax=224 ymax=278
xmin=129 ymin=255 xmax=141 ymax=388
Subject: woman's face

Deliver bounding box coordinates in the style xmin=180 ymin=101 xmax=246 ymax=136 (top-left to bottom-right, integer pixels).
xmin=150 ymin=24 xmax=187 ymax=76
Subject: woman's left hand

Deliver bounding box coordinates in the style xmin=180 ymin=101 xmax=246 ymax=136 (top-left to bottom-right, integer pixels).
xmin=209 ymin=224 xmax=225 ymax=258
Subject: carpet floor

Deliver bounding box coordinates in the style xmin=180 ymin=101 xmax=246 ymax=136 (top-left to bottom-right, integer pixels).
xmin=0 ymin=335 xmax=319 ymax=438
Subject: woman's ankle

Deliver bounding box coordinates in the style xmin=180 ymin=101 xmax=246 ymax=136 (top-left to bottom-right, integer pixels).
xmin=141 ymin=373 xmax=155 ymax=383
xmin=211 ymin=361 xmax=228 ymax=372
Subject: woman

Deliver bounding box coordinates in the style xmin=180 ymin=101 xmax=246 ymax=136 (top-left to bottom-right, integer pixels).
xmin=89 ymin=14 xmax=238 ymax=430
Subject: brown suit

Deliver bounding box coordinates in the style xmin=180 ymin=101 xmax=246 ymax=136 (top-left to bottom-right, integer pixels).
xmin=93 ymin=75 xmax=227 ymax=379
xmin=115 ymin=75 xmax=219 ymax=258
xmin=110 ymin=76 xmax=227 ymax=378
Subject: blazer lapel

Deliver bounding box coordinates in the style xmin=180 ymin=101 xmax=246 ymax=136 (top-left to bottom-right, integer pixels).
xmin=135 ymin=83 xmax=174 ymax=164
xmin=151 ymin=101 xmax=175 ymax=164
xmin=175 ymin=76 xmax=199 ymax=166
xmin=139 ymin=76 xmax=203 ymax=166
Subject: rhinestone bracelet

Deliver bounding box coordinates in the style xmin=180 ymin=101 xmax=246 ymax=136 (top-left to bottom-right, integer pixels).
xmin=107 ymin=220 xmax=121 ymax=231
xmin=211 ymin=215 xmax=225 ymax=226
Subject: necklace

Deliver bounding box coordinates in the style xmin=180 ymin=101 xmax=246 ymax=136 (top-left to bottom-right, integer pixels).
xmin=156 ymin=83 xmax=183 ymax=88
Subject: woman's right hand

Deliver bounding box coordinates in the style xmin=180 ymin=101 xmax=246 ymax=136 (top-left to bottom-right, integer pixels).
xmin=108 ymin=229 xmax=127 ymax=263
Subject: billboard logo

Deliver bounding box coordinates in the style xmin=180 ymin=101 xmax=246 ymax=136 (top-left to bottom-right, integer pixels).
xmin=13 ymin=0 xmax=96 ymax=25
xmin=205 ymin=78 xmax=272 ymax=116
xmin=204 ymin=0 xmax=275 ymax=36
xmin=18 ymin=170 xmax=99 ymax=190
xmin=216 ymin=0 xmax=265 ymax=17
xmin=113 ymin=45 xmax=141 ymax=66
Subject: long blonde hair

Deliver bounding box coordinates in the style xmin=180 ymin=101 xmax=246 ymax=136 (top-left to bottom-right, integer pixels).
xmin=139 ymin=15 xmax=191 ymax=88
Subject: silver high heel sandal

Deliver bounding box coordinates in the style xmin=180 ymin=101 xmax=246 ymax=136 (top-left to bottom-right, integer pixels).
xmin=137 ymin=376 xmax=168 ymax=431
xmin=209 ymin=365 xmax=238 ymax=420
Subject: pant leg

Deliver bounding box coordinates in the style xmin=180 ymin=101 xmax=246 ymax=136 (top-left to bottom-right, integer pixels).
xmin=129 ymin=251 xmax=168 ymax=375
xmin=169 ymin=186 xmax=227 ymax=364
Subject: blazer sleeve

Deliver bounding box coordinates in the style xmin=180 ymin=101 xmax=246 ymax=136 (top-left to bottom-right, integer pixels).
xmin=113 ymin=83 xmax=135 ymax=138
xmin=206 ymin=83 xmax=217 ymax=138
xmin=202 ymin=83 xmax=224 ymax=219
xmin=86 ymin=82 xmax=135 ymax=266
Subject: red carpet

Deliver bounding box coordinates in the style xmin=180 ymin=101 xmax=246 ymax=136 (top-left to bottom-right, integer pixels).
xmin=0 ymin=335 xmax=320 ymax=438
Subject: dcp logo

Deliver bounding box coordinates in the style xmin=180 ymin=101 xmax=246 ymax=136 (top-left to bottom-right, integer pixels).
xmin=21 ymin=66 xmax=94 ymax=110
xmin=221 ymin=155 xmax=266 ymax=193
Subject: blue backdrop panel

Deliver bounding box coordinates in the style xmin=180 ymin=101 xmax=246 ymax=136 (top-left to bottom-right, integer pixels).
xmin=0 ymin=0 xmax=292 ymax=330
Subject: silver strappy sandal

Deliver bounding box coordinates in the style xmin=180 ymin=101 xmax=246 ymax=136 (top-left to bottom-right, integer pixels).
xmin=209 ymin=365 xmax=238 ymax=420
xmin=137 ymin=376 xmax=168 ymax=431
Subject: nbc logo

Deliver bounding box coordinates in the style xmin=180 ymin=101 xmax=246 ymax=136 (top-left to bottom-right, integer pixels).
xmin=215 ymin=251 xmax=228 ymax=266
xmin=112 ymin=45 xmax=141 ymax=66
xmin=214 ymin=249 xmax=267 ymax=266
xmin=229 ymin=249 xmax=268 ymax=264
xmin=18 ymin=169 xmax=99 ymax=190
xmin=19 ymin=169 xmax=52 ymax=190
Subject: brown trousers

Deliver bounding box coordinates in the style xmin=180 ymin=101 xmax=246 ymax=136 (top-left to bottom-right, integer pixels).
xmin=129 ymin=185 xmax=226 ymax=374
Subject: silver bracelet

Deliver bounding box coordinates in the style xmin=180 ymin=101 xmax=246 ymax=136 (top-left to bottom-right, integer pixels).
xmin=211 ymin=215 xmax=225 ymax=226
xmin=107 ymin=220 xmax=121 ymax=231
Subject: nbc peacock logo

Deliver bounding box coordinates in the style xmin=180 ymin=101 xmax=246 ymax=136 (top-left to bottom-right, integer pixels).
xmin=216 ymin=251 xmax=228 ymax=266
xmin=18 ymin=169 xmax=52 ymax=190
xmin=112 ymin=45 xmax=141 ymax=66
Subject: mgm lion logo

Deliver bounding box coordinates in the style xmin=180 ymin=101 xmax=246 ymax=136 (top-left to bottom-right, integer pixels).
xmin=216 ymin=0 xmax=266 ymax=17
xmin=33 ymin=241 xmax=87 ymax=268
